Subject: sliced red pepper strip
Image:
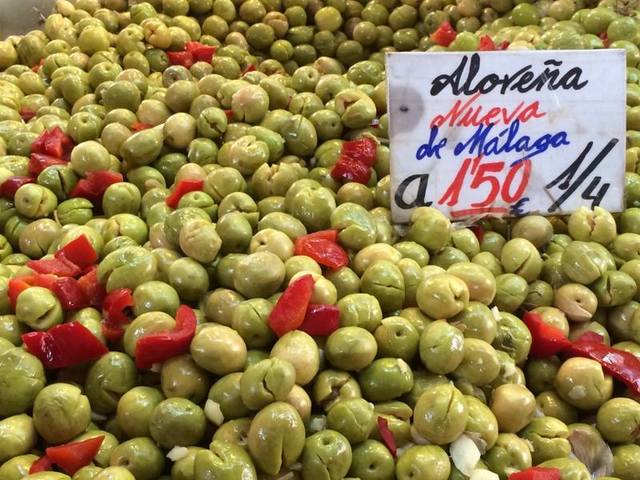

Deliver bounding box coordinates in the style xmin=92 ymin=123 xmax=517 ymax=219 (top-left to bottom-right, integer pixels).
xmin=469 ymin=224 xmax=485 ymax=243
xmin=522 ymin=311 xmax=572 ymax=358
xmin=497 ymin=41 xmax=510 ymax=50
xmin=478 ymin=35 xmax=496 ymax=51
xmin=331 ymin=158 xmax=371 ymax=185
xmin=0 ymin=176 xmax=35 ymax=199
xmin=29 ymin=153 xmax=68 ymax=176
xmin=55 ymin=234 xmax=98 ymax=270
xmin=31 ymin=127 xmax=74 ymax=160
xmin=101 ymin=288 xmax=134 ymax=342
xmin=377 ymin=416 xmax=397 ymax=458
xmin=294 ymin=237 xmax=349 ymax=270
xmin=8 ymin=278 xmax=31 ymax=310
xmin=20 ymin=107 xmax=36 ymax=122
xmin=224 ymin=109 xmax=234 ymax=120
xmin=296 ymin=229 xmax=338 ymax=243
xmin=341 ymin=138 xmax=377 ymax=168
xmin=24 ymin=274 xmax=59 ymax=291
xmin=242 ymin=64 xmax=257 ymax=75
xmin=165 ymin=179 xmax=204 ymax=208
xmin=135 ymin=305 xmax=197 ymax=369
xmin=431 ymin=21 xmax=457 ymax=47
xmin=167 ymin=50 xmax=194 ymax=68
xmin=27 ymin=257 xmax=82 ymax=277
xmin=29 ymin=455 xmax=54 ymax=474
xmin=77 ymin=267 xmax=107 ymax=309
xmin=70 ymin=171 xmax=123 ymax=204
xmin=299 ymin=304 xmax=340 ymax=336
xmin=52 ymin=277 xmax=90 ymax=311
xmin=22 ymin=321 xmax=108 ymax=369
xmin=189 ymin=44 xmax=217 ymax=63
xmin=131 ymin=121 xmax=152 ymax=132
xmin=509 ymin=467 xmax=562 ymax=480
xmin=568 ymin=338 xmax=640 ymax=396
xmin=45 ymin=436 xmax=104 ymax=475
xmin=268 ymin=274 xmax=315 ymax=337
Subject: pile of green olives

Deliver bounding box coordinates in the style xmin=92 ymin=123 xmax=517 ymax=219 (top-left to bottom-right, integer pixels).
xmin=1 ymin=0 xmax=640 ymax=480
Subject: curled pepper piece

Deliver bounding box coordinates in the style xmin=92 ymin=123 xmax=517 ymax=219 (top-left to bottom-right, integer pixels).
xmin=0 ymin=176 xmax=35 ymax=199
xmin=27 ymin=257 xmax=82 ymax=277
xmin=331 ymin=157 xmax=371 ymax=185
xmin=70 ymin=170 xmax=123 ymax=205
xmin=45 ymin=436 xmax=105 ymax=475
xmin=294 ymin=231 xmax=349 ymax=270
xmin=31 ymin=126 xmax=74 ymax=160
xmin=29 ymin=455 xmax=54 ymax=474
xmin=431 ymin=21 xmax=457 ymax=47
xmin=165 ymin=179 xmax=204 ymax=208
xmin=101 ymin=288 xmax=135 ymax=342
xmin=29 ymin=153 xmax=67 ymax=176
xmin=522 ymin=311 xmax=572 ymax=358
xmin=135 ymin=305 xmax=197 ymax=369
xmin=268 ymin=274 xmax=315 ymax=337
xmin=77 ymin=266 xmax=107 ymax=309
xmin=568 ymin=336 xmax=640 ymax=396
xmin=377 ymin=416 xmax=397 ymax=458
xmin=341 ymin=137 xmax=377 ymax=168
xmin=55 ymin=234 xmax=98 ymax=270
xmin=52 ymin=277 xmax=90 ymax=311
xmin=22 ymin=321 xmax=108 ymax=369
xmin=299 ymin=304 xmax=340 ymax=336
xmin=509 ymin=467 xmax=562 ymax=480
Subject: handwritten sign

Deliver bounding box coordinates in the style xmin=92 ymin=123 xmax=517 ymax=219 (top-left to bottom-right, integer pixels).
xmin=387 ymin=50 xmax=626 ymax=223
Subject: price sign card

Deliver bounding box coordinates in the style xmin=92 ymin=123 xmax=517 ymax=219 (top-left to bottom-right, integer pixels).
xmin=387 ymin=50 xmax=626 ymax=223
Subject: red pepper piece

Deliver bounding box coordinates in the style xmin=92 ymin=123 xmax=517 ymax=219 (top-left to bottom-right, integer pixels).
xmin=101 ymin=288 xmax=134 ymax=342
xmin=294 ymin=236 xmax=349 ymax=270
xmin=0 ymin=176 xmax=35 ymax=199
xmin=22 ymin=321 xmax=108 ymax=369
xmin=52 ymin=277 xmax=90 ymax=311
xmin=8 ymin=278 xmax=31 ymax=310
xmin=27 ymin=257 xmax=82 ymax=277
xmin=431 ymin=21 xmax=457 ymax=47
xmin=25 ymin=274 xmax=59 ymax=291
xmin=478 ymin=35 xmax=496 ymax=51
xmin=242 ymin=64 xmax=257 ymax=75
xmin=31 ymin=127 xmax=74 ymax=160
xmin=131 ymin=121 xmax=152 ymax=132
xmin=31 ymin=58 xmax=45 ymax=73
xmin=190 ymin=44 xmax=217 ymax=63
xmin=55 ymin=234 xmax=98 ymax=270
xmin=509 ymin=467 xmax=562 ymax=480
xmin=341 ymin=138 xmax=377 ymax=168
xmin=296 ymin=229 xmax=338 ymax=243
xmin=167 ymin=50 xmax=194 ymax=68
xmin=522 ymin=311 xmax=572 ymax=358
xmin=568 ymin=339 xmax=640 ymax=396
xmin=70 ymin=171 xmax=123 ymax=204
xmin=29 ymin=455 xmax=54 ymax=474
xmin=45 ymin=436 xmax=104 ymax=475
xmin=299 ymin=304 xmax=340 ymax=336
xmin=469 ymin=224 xmax=485 ymax=243
xmin=377 ymin=416 xmax=397 ymax=458
xmin=268 ymin=274 xmax=315 ymax=337
xmin=135 ymin=305 xmax=198 ymax=369
xmin=165 ymin=179 xmax=204 ymax=208
xmin=331 ymin=158 xmax=371 ymax=185
xmin=77 ymin=267 xmax=106 ymax=309
xmin=20 ymin=107 xmax=36 ymax=122
xmin=497 ymin=41 xmax=510 ymax=50
xmin=29 ymin=153 xmax=68 ymax=176
xmin=224 ymin=109 xmax=234 ymax=120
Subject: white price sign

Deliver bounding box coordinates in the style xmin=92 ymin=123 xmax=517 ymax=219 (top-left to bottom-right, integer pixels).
xmin=387 ymin=49 xmax=626 ymax=223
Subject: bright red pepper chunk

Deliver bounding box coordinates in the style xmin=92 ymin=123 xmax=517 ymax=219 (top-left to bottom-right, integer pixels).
xmin=29 ymin=455 xmax=54 ymax=474
xmin=431 ymin=21 xmax=457 ymax=47
xmin=297 ymin=229 xmax=338 ymax=243
xmin=29 ymin=153 xmax=68 ymax=176
xmin=509 ymin=467 xmax=562 ymax=480
xmin=8 ymin=278 xmax=31 ymax=310
xmin=299 ymin=304 xmax=341 ymax=336
xmin=70 ymin=171 xmax=123 ymax=204
xmin=102 ymin=288 xmax=135 ymax=342
xmin=167 ymin=50 xmax=194 ymax=68
xmin=131 ymin=121 xmax=152 ymax=132
xmin=0 ymin=176 xmax=35 ymax=199
xmin=77 ymin=267 xmax=107 ymax=309
xmin=52 ymin=277 xmax=90 ymax=311
xmin=522 ymin=311 xmax=572 ymax=358
xmin=341 ymin=138 xmax=378 ymax=168
xmin=331 ymin=158 xmax=371 ymax=185
xmin=469 ymin=224 xmax=485 ymax=243
xmin=22 ymin=321 xmax=108 ymax=369
xmin=135 ymin=305 xmax=198 ymax=369
xmin=20 ymin=107 xmax=37 ymax=122
xmin=55 ymin=234 xmax=98 ymax=270
xmin=294 ymin=233 xmax=349 ymax=270
xmin=165 ymin=179 xmax=204 ymax=208
xmin=31 ymin=127 xmax=74 ymax=160
xmin=568 ymin=337 xmax=640 ymax=396
xmin=377 ymin=416 xmax=397 ymax=458
xmin=478 ymin=35 xmax=496 ymax=51
xmin=186 ymin=41 xmax=217 ymax=63
xmin=268 ymin=274 xmax=315 ymax=337
xmin=45 ymin=436 xmax=105 ymax=475
xmin=27 ymin=257 xmax=82 ymax=277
